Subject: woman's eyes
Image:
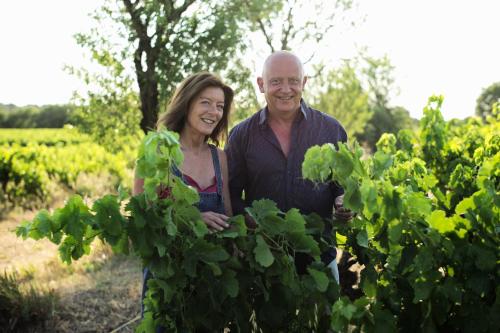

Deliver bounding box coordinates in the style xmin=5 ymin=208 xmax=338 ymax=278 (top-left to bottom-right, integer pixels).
xmin=201 ymin=100 xmax=224 ymax=111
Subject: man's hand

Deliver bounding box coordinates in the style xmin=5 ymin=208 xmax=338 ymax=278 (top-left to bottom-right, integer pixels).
xmin=333 ymin=195 xmax=355 ymax=222
xmin=201 ymin=211 xmax=230 ymax=231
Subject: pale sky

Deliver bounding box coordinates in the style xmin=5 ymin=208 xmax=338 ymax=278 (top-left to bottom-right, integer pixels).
xmin=1 ymin=0 xmax=499 ymax=120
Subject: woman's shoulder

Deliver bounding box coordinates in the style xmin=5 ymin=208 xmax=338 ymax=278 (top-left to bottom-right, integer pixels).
xmin=206 ymin=144 xmax=227 ymax=165
xmin=213 ymin=146 xmax=228 ymax=166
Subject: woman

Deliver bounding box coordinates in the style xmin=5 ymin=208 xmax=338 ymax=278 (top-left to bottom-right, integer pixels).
xmin=133 ymin=71 xmax=233 ymax=227
xmin=133 ymin=72 xmax=234 ymax=330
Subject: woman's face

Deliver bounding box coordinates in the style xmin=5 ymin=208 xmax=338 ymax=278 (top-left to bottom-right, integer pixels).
xmin=185 ymin=86 xmax=225 ymax=137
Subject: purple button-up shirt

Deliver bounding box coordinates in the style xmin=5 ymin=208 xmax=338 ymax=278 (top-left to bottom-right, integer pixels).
xmin=225 ymin=100 xmax=347 ymax=219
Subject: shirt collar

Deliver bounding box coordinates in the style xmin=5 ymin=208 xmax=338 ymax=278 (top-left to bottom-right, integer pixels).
xmin=258 ymin=99 xmax=309 ymax=125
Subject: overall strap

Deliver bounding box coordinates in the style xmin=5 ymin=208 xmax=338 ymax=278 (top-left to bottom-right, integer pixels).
xmin=209 ymin=144 xmax=224 ymax=196
xmin=171 ymin=163 xmax=183 ymax=178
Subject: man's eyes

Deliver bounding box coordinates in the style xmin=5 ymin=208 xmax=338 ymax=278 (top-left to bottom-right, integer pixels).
xmin=270 ymin=79 xmax=300 ymax=85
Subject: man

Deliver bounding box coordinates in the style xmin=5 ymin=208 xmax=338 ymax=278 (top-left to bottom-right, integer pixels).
xmin=225 ymin=51 xmax=352 ymax=281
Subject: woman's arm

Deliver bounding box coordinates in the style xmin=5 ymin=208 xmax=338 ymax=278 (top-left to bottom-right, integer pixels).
xmin=219 ymin=149 xmax=233 ymax=217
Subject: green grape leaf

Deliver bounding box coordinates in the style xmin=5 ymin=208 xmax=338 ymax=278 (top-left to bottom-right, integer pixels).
xmin=206 ymin=262 xmax=222 ymax=276
xmin=307 ymin=268 xmax=329 ymax=292
xmin=287 ymin=232 xmax=321 ymax=256
xmin=30 ymin=210 xmax=53 ymax=239
xmin=172 ymin=177 xmax=199 ymax=205
xmin=343 ymin=179 xmax=363 ymax=212
xmin=356 ymin=230 xmax=369 ymax=248
xmin=455 ymin=197 xmax=476 ymax=215
xmin=93 ymin=195 xmax=124 ymax=241
xmin=58 ymin=195 xmax=92 ymax=241
xmin=246 ymin=199 xmax=280 ymax=222
xmin=135 ymin=311 xmax=156 ymax=333
xmin=193 ymin=219 xmax=209 ymax=238
xmin=427 ymin=210 xmax=455 ymax=233
xmin=284 ymin=208 xmax=306 ymax=233
xmin=58 ymin=235 xmax=78 ymax=264
xmin=218 ymin=215 xmax=247 ymax=238
xmin=16 ymin=221 xmax=31 ymax=239
xmin=405 ymin=192 xmax=432 ymax=219
xmin=372 ymin=151 xmax=393 ymax=178
xmin=360 ymin=179 xmax=378 ymax=219
xmin=163 ymin=207 xmax=177 ymax=236
xmin=473 ymin=246 xmax=496 ymax=271
xmin=222 ymin=269 xmax=239 ymax=298
xmin=332 ymin=143 xmax=355 ymax=180
xmin=111 ymin=232 xmax=129 ymax=255
xmin=194 ymin=240 xmax=230 ymax=263
xmin=254 ymin=235 xmax=274 ymax=267
xmin=388 ymin=219 xmax=403 ymax=244
xmin=413 ymin=280 xmax=433 ymax=302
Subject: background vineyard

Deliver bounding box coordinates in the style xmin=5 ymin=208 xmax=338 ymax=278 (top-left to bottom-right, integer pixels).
xmin=0 ymin=128 xmax=132 ymax=208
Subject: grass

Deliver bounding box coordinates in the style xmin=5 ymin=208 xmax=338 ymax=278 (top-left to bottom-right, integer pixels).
xmin=0 ymin=271 xmax=57 ymax=332
xmin=0 ymin=205 xmax=143 ymax=332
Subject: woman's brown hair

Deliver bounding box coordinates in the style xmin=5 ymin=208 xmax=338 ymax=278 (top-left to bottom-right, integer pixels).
xmin=157 ymin=72 xmax=234 ymax=146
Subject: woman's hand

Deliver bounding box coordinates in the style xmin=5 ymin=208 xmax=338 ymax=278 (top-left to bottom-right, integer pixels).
xmin=201 ymin=211 xmax=230 ymax=231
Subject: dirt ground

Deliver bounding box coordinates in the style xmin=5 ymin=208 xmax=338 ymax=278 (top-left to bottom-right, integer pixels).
xmin=0 ymin=208 xmax=143 ymax=333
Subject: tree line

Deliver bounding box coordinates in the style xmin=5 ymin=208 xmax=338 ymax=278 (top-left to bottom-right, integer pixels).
xmin=0 ymin=104 xmax=74 ymax=128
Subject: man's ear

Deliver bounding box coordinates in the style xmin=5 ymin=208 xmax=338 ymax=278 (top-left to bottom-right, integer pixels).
xmin=257 ymin=77 xmax=265 ymax=93
xmin=302 ymin=76 xmax=308 ymax=88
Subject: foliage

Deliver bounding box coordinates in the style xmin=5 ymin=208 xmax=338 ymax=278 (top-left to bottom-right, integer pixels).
xmin=0 ymin=128 xmax=90 ymax=146
xmin=476 ymin=81 xmax=500 ymax=121
xmin=16 ymin=129 xmax=340 ymax=332
xmin=359 ymin=105 xmax=417 ymax=152
xmin=67 ymin=59 xmax=143 ymax=153
xmin=0 ymin=103 xmax=73 ymax=128
xmin=73 ymin=0 xmax=253 ymax=135
xmin=311 ymin=60 xmax=371 ymax=138
xmin=241 ymin=0 xmax=354 ymax=54
xmin=356 ymin=54 xmax=418 ymax=151
xmin=0 ymin=271 xmax=57 ymax=332
xmin=306 ymin=55 xmax=417 ymax=151
xmin=0 ymin=129 xmax=129 ymax=208
xmin=302 ymin=95 xmax=500 ymax=332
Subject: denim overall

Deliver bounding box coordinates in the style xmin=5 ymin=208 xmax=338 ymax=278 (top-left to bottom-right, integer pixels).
xmin=141 ymin=144 xmax=225 ymax=331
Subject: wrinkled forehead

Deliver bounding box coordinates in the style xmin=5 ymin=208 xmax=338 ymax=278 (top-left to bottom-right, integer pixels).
xmin=262 ymin=53 xmax=304 ymax=80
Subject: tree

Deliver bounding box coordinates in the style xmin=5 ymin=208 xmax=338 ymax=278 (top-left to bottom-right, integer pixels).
xmin=310 ymin=61 xmax=371 ymax=138
xmin=74 ymin=0 xmax=249 ymax=135
xmin=358 ymin=105 xmax=416 ymax=152
xmin=242 ymin=0 xmax=355 ymax=54
xmin=476 ymin=81 xmax=500 ymax=121
xmin=356 ymin=54 xmax=417 ymax=151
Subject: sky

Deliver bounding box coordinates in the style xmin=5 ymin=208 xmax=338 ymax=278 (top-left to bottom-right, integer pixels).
xmin=0 ymin=0 xmax=499 ymax=120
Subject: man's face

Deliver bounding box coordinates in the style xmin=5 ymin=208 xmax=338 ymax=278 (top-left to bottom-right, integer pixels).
xmin=257 ymin=55 xmax=307 ymax=115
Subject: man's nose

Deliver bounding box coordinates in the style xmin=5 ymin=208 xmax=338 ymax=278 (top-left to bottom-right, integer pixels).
xmin=281 ymin=82 xmax=291 ymax=92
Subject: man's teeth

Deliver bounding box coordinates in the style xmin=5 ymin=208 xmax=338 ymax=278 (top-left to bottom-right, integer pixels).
xmin=279 ymin=97 xmax=293 ymax=100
